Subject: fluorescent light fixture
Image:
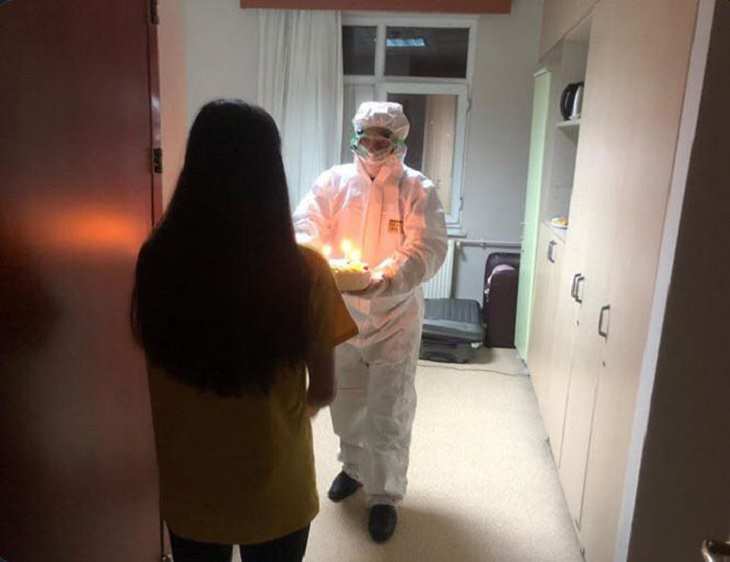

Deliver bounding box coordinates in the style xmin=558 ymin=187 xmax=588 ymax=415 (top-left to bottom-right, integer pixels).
xmin=386 ymin=37 xmax=426 ymax=48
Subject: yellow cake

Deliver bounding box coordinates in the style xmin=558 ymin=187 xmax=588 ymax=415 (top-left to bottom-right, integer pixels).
xmin=329 ymin=258 xmax=371 ymax=292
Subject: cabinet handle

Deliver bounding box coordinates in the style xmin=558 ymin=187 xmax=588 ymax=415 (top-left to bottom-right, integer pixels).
xmin=547 ymin=240 xmax=557 ymax=263
xmin=598 ymin=305 xmax=610 ymax=338
xmin=571 ymin=273 xmax=581 ymax=300
xmin=701 ymin=539 xmax=730 ymax=562
xmin=575 ymin=275 xmax=585 ymax=303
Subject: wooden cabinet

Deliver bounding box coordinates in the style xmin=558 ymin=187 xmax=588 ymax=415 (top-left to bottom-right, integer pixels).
xmin=526 ymin=0 xmax=701 ymax=559
xmin=539 ymin=0 xmax=598 ymax=57
xmin=527 ymin=224 xmax=566 ymax=413
xmin=572 ymin=0 xmax=700 ymax=560
xmin=552 ymin=0 xmax=615 ymax=527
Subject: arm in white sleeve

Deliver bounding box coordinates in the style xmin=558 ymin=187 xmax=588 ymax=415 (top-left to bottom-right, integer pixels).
xmin=292 ymin=171 xmax=334 ymax=249
xmin=381 ymin=182 xmax=448 ymax=297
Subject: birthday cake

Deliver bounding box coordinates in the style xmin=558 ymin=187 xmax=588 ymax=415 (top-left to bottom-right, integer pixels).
xmin=329 ymin=258 xmax=371 ymax=292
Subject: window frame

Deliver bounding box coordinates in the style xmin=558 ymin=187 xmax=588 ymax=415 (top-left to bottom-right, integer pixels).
xmin=342 ymin=13 xmax=479 ymax=229
xmin=378 ymin=82 xmax=468 ymax=224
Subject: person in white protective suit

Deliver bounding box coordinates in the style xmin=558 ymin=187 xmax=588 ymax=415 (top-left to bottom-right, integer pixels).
xmin=293 ymin=101 xmax=447 ymax=543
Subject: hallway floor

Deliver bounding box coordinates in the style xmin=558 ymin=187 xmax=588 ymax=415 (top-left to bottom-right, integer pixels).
xmin=236 ymin=348 xmax=584 ymax=562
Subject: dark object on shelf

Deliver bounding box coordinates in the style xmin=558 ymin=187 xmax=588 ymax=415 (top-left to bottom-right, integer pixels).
xmin=560 ymin=81 xmax=584 ymax=120
xmin=483 ymin=252 xmax=521 ymax=348
xmin=420 ymin=298 xmax=484 ymax=363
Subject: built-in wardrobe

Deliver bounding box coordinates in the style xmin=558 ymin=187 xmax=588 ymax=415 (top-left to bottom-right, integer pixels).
xmin=515 ymin=0 xmax=708 ymax=560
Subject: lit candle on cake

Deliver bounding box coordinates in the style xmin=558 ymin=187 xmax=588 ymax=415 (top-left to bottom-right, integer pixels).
xmin=327 ymin=240 xmax=370 ymax=292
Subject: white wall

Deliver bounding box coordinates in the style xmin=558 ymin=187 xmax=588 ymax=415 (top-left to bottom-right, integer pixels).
xmin=453 ymin=0 xmax=543 ymax=301
xmin=182 ymin=0 xmax=542 ymax=302
xmin=183 ymin=0 xmax=260 ymax=123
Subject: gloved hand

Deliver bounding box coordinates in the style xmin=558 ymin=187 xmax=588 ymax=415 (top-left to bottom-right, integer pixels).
xmin=345 ymin=270 xmax=390 ymax=298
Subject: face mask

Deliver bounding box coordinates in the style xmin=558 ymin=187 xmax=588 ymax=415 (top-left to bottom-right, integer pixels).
xmin=350 ymin=127 xmax=405 ymax=162
xmin=357 ymin=154 xmax=386 ymax=178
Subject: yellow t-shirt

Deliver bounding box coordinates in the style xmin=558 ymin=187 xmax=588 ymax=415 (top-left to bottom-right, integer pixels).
xmin=147 ymin=247 xmax=357 ymax=545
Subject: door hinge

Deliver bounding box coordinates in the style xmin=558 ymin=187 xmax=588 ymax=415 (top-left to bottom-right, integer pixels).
xmin=149 ymin=0 xmax=160 ymax=25
xmin=152 ymin=147 xmax=163 ymax=174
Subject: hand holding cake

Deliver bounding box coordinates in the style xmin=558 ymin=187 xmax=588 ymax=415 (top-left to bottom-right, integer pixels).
xmin=322 ymin=241 xmax=372 ymax=292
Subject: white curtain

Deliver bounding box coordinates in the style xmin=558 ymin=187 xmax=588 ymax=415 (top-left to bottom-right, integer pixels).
xmin=258 ymin=10 xmax=343 ymax=207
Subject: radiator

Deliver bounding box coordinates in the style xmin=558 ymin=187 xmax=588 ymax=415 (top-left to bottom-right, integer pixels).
xmin=422 ymin=239 xmax=455 ymax=299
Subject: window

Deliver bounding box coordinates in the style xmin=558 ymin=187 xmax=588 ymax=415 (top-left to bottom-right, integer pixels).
xmin=385 ymin=27 xmax=469 ymax=78
xmin=342 ymin=15 xmax=477 ymax=227
xmin=342 ymin=26 xmax=376 ymax=75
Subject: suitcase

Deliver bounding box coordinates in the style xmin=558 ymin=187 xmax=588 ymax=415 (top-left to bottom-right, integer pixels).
xmin=482 ymin=252 xmax=520 ymax=348
xmin=419 ymin=298 xmax=484 ymax=363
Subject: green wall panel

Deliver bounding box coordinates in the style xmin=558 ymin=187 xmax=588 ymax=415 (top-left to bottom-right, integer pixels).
xmin=515 ymin=70 xmax=551 ymax=359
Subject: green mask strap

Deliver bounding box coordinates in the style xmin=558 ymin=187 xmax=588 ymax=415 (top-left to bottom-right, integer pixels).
xmin=349 ymin=131 xmax=405 ymax=158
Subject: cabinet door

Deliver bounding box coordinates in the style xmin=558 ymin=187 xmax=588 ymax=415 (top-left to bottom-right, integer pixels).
xmin=541 ymin=247 xmax=582 ymax=462
xmin=576 ymin=0 xmax=700 ymax=559
xmin=550 ymin=172 xmax=612 ymax=525
xmin=527 ymin=224 xmax=565 ymax=413
xmin=553 ymin=0 xmax=618 ymax=527
xmin=557 ymin=249 xmax=610 ymax=527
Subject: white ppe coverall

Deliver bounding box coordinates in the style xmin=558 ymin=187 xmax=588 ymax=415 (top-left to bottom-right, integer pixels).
xmin=293 ymin=103 xmax=448 ymax=504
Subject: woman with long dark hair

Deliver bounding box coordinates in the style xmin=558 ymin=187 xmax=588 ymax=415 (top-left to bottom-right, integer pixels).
xmin=132 ymin=99 xmax=357 ymax=562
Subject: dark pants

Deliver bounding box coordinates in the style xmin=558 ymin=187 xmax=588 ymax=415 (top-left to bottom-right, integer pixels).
xmin=169 ymin=526 xmax=310 ymax=562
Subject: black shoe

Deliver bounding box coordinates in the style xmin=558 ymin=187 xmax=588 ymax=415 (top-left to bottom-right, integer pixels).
xmin=368 ymin=504 xmax=397 ymax=543
xmin=327 ymin=471 xmax=362 ymax=502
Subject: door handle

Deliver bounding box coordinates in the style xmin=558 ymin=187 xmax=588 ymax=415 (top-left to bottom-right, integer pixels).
xmin=547 ymin=240 xmax=556 ymax=263
xmin=598 ymin=305 xmax=610 ymax=338
xmin=701 ymin=539 xmax=730 ymax=562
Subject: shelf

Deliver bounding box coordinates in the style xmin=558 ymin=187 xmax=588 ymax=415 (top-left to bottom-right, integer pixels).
xmin=557 ymin=119 xmax=581 ymax=129
xmin=546 ymin=221 xmax=568 ymax=241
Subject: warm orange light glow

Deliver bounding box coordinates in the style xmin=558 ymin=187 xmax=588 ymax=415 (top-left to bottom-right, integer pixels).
xmin=322 ymin=245 xmax=332 ymax=258
xmin=31 ymin=203 xmax=147 ymax=257
xmin=351 ymin=249 xmax=361 ymax=262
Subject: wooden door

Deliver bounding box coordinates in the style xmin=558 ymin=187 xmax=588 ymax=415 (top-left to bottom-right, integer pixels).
xmin=577 ymin=0 xmax=699 ymax=559
xmin=625 ymin=2 xmax=730 ymax=557
xmin=0 ymin=1 xmax=161 ymax=561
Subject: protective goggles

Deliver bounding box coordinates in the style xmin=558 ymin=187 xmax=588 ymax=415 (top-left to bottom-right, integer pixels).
xmin=349 ymin=127 xmax=405 ymax=160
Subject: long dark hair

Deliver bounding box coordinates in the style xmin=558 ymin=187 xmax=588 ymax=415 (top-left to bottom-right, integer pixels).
xmin=132 ymin=100 xmax=310 ymax=396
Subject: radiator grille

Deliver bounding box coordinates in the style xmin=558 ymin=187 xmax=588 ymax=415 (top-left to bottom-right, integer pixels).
xmin=422 ymin=239 xmax=455 ymax=299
